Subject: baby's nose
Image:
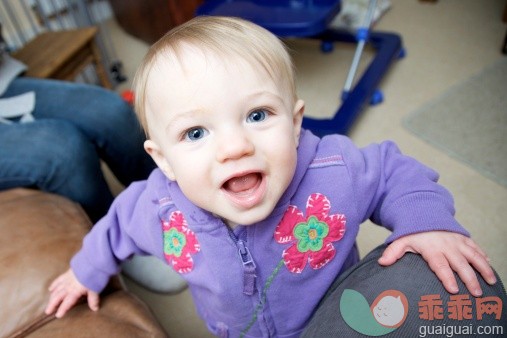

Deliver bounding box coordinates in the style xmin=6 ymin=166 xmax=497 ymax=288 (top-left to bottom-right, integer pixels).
xmin=215 ymin=130 xmax=254 ymax=162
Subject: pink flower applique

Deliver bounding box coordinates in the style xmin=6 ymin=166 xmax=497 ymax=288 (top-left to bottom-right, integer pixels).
xmin=274 ymin=193 xmax=346 ymax=273
xmin=162 ymin=211 xmax=200 ymax=273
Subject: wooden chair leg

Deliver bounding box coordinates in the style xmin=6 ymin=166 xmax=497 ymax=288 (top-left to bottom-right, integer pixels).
xmin=90 ymin=40 xmax=112 ymax=89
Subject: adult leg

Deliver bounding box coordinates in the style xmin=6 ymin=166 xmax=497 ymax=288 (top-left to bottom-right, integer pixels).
xmin=4 ymin=78 xmax=155 ymax=185
xmin=0 ymin=120 xmax=113 ymax=222
xmin=302 ymin=244 xmax=506 ymax=337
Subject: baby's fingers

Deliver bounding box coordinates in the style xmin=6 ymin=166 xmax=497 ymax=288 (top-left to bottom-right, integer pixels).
xmin=45 ymin=292 xmax=64 ymax=316
xmin=48 ymin=274 xmax=67 ymax=292
xmin=87 ymin=292 xmax=100 ymax=312
xmin=463 ymin=237 xmax=490 ymax=262
xmin=422 ymin=251 xmax=460 ymax=295
xmin=461 ymin=243 xmax=497 ymax=286
xmin=378 ymin=238 xmax=417 ymax=266
xmin=447 ymin=255 xmax=483 ymax=297
xmin=462 ymin=238 xmax=495 ymax=281
xmin=446 ymin=245 xmax=496 ymax=297
xmin=54 ymin=293 xmax=82 ymax=318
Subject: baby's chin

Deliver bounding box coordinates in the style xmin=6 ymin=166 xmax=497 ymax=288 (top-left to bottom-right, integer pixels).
xmin=219 ymin=206 xmax=275 ymax=229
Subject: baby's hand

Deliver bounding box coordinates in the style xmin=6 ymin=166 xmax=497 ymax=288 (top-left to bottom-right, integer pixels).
xmin=378 ymin=231 xmax=497 ymax=297
xmin=45 ymin=269 xmax=100 ymax=318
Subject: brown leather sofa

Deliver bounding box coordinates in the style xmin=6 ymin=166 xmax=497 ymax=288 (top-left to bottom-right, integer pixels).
xmin=0 ymin=188 xmax=168 ymax=338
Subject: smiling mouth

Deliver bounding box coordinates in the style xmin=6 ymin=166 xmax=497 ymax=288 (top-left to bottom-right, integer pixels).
xmin=222 ymin=172 xmax=266 ymax=209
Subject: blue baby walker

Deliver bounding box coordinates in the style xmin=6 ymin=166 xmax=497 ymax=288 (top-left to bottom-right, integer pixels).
xmin=196 ymin=0 xmax=404 ymax=136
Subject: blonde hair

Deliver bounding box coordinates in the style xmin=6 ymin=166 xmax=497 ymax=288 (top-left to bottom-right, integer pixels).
xmin=132 ymin=16 xmax=297 ymax=134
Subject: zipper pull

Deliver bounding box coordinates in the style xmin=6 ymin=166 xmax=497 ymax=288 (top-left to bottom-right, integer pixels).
xmin=237 ymin=240 xmax=257 ymax=295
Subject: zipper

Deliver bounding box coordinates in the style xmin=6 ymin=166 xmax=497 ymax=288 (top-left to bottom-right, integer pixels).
xmin=228 ymin=229 xmax=257 ymax=296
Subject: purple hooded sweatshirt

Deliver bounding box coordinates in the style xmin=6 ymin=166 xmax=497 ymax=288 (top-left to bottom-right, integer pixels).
xmin=71 ymin=129 xmax=468 ymax=337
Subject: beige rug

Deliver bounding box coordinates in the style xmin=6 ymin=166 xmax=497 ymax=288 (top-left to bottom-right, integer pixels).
xmin=404 ymin=59 xmax=507 ymax=187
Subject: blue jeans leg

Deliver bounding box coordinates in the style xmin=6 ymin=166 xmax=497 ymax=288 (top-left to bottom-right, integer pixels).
xmin=3 ymin=78 xmax=155 ymax=186
xmin=0 ymin=119 xmax=114 ymax=222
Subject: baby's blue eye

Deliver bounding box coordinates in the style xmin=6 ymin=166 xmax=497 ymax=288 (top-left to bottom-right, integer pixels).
xmin=247 ymin=109 xmax=267 ymax=123
xmin=185 ymin=127 xmax=208 ymax=141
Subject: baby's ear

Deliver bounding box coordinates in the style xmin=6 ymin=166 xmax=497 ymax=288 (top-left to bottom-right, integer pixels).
xmin=144 ymin=140 xmax=176 ymax=181
xmin=292 ymin=99 xmax=305 ymax=145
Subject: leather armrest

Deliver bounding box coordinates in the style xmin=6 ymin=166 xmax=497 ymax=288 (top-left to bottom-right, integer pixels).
xmin=0 ymin=189 xmax=166 ymax=338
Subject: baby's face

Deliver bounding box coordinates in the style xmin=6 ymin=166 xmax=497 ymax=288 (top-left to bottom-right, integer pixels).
xmin=144 ymin=46 xmax=304 ymax=228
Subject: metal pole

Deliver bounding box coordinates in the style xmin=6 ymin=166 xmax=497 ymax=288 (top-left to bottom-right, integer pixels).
xmin=342 ymin=0 xmax=378 ymax=100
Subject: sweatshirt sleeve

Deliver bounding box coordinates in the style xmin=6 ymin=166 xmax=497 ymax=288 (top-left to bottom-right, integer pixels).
xmin=335 ymin=136 xmax=469 ymax=243
xmin=70 ymin=173 xmax=165 ymax=292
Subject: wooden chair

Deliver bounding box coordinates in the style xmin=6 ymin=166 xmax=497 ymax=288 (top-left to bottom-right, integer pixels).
xmin=12 ymin=26 xmax=112 ymax=89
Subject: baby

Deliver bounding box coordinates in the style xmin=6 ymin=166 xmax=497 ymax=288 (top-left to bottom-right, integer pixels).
xmin=45 ymin=16 xmax=496 ymax=337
